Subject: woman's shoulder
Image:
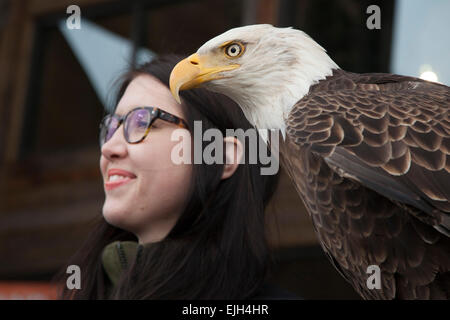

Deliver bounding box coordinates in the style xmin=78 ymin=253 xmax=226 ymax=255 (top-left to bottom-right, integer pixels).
xmin=250 ymin=282 xmax=302 ymax=300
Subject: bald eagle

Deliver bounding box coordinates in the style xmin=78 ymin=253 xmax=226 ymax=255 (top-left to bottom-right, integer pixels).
xmin=169 ymin=24 xmax=450 ymax=299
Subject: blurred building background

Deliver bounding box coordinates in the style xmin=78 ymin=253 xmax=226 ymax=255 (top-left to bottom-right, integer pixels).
xmin=0 ymin=0 xmax=448 ymax=299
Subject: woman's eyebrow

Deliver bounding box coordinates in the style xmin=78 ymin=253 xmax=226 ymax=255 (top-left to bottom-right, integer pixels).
xmin=112 ymin=105 xmax=136 ymax=117
xmin=112 ymin=110 xmax=130 ymax=118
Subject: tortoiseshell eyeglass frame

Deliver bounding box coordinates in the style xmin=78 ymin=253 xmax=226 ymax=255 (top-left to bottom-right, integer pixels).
xmin=99 ymin=106 xmax=189 ymax=147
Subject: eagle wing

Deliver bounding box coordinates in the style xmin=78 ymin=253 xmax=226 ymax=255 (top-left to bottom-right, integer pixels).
xmin=283 ymin=70 xmax=450 ymax=299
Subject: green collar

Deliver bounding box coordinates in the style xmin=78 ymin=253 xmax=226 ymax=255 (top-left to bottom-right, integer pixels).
xmin=101 ymin=241 xmax=144 ymax=287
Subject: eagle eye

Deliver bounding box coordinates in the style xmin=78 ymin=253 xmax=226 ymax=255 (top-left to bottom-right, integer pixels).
xmin=224 ymin=42 xmax=244 ymax=58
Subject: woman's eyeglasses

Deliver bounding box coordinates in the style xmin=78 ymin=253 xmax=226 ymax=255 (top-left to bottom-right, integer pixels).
xmin=99 ymin=106 xmax=188 ymax=148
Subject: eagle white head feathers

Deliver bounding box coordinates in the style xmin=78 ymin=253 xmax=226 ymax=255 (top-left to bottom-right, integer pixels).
xmin=170 ymin=24 xmax=338 ymax=141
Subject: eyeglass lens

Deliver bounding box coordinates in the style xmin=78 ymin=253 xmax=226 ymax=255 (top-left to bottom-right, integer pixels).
xmin=125 ymin=109 xmax=152 ymax=143
xmin=100 ymin=108 xmax=153 ymax=147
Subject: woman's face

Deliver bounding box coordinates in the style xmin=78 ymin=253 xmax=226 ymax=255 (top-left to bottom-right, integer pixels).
xmin=100 ymin=74 xmax=192 ymax=244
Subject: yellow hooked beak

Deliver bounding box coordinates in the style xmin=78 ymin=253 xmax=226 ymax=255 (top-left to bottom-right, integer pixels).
xmin=169 ymin=53 xmax=239 ymax=104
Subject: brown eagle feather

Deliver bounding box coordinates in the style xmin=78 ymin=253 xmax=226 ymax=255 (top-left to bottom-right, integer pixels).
xmin=280 ymin=69 xmax=450 ymax=299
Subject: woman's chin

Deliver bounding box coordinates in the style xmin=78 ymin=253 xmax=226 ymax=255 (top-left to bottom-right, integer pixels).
xmin=102 ymin=202 xmax=129 ymax=228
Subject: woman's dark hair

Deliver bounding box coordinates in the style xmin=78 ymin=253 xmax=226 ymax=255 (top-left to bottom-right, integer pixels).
xmin=53 ymin=54 xmax=280 ymax=299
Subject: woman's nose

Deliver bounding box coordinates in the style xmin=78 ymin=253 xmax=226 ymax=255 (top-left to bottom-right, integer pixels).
xmin=101 ymin=126 xmax=128 ymax=159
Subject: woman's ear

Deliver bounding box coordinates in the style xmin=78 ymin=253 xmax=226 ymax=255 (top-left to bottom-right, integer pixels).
xmin=221 ymin=136 xmax=243 ymax=180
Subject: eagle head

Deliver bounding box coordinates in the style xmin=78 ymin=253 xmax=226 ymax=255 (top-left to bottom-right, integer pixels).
xmin=170 ymin=24 xmax=338 ymax=141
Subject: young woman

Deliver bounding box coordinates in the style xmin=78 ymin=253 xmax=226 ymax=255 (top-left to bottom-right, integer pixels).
xmin=54 ymin=55 xmax=294 ymax=299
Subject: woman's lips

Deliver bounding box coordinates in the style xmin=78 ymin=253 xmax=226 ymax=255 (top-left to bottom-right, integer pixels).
xmin=105 ymin=177 xmax=135 ymax=191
